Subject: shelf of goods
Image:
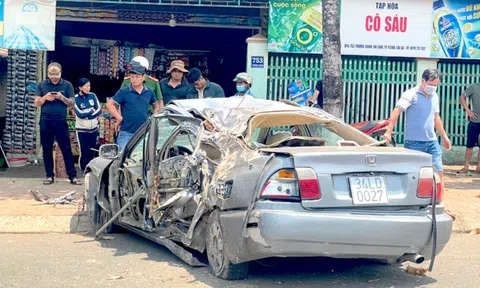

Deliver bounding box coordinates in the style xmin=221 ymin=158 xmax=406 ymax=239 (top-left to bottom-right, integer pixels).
xmin=2 ymin=50 xmax=39 ymax=156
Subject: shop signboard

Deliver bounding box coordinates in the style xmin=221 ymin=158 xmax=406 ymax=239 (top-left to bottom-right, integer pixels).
xmin=2 ymin=0 xmax=57 ymax=51
xmin=340 ymin=0 xmax=432 ymax=58
xmin=267 ymin=0 xmax=324 ymax=54
xmin=431 ymin=0 xmax=480 ymax=59
xmin=268 ymin=0 xmax=480 ymax=59
xmin=0 ymin=0 xmax=4 ymax=47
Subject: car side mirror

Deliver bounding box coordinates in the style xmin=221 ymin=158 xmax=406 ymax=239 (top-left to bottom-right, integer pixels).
xmin=99 ymin=144 xmax=120 ymax=159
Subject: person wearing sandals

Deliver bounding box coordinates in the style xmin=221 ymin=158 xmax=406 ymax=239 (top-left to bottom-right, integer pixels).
xmin=34 ymin=62 xmax=82 ymax=185
xmin=458 ymin=81 xmax=480 ymax=174
xmin=74 ymin=78 xmax=102 ymax=174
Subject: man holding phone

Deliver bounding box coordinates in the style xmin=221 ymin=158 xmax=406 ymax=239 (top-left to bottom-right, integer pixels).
xmin=34 ymin=62 xmax=82 ymax=185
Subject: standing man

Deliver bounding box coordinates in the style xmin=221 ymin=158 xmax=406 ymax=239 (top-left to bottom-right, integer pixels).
xmin=107 ymin=61 xmax=160 ymax=150
xmin=121 ymin=56 xmax=164 ymax=110
xmin=309 ymin=80 xmax=324 ymax=108
xmin=160 ymin=60 xmax=191 ymax=105
xmin=458 ymin=81 xmax=480 ymax=173
xmin=383 ymin=68 xmax=451 ymax=183
xmin=233 ymin=72 xmax=255 ymax=97
xmin=34 ymin=62 xmax=82 ymax=185
xmin=185 ymin=68 xmax=225 ymax=99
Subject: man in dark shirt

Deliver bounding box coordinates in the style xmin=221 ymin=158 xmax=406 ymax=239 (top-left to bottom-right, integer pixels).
xmin=185 ymin=68 xmax=225 ymax=99
xmin=308 ymin=80 xmax=324 ymax=108
xmin=160 ymin=60 xmax=192 ymax=105
xmin=34 ymin=62 xmax=81 ymax=185
xmin=106 ymin=62 xmax=160 ymax=150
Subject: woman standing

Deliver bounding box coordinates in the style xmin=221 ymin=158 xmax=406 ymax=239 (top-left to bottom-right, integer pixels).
xmin=73 ymin=78 xmax=102 ymax=172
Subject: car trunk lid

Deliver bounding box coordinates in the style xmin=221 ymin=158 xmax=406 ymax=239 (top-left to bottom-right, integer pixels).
xmin=260 ymin=146 xmax=434 ymax=209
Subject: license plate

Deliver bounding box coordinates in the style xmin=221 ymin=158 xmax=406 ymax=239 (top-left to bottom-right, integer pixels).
xmin=349 ymin=176 xmax=388 ymax=205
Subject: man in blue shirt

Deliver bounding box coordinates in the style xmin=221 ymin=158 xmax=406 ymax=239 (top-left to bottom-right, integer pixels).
xmin=106 ymin=62 xmax=160 ymax=150
xmin=384 ymin=68 xmax=451 ymax=182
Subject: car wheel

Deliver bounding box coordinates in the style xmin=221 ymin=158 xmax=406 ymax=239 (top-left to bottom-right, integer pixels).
xmin=206 ymin=209 xmax=249 ymax=280
xmin=86 ymin=180 xmax=120 ymax=234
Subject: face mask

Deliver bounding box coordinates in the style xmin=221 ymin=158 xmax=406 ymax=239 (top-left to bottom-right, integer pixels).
xmin=424 ymin=85 xmax=437 ymax=95
xmin=236 ymin=85 xmax=246 ymax=93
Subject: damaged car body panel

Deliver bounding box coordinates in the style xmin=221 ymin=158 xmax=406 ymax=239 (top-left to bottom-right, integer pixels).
xmin=85 ymin=97 xmax=453 ymax=280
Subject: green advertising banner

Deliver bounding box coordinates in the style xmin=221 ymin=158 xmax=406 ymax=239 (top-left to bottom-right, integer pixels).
xmin=431 ymin=0 xmax=480 ymax=59
xmin=267 ymin=0 xmax=323 ymax=54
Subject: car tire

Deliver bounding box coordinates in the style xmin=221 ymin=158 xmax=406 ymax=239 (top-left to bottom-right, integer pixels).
xmin=86 ymin=180 xmax=120 ymax=234
xmin=206 ymin=209 xmax=249 ymax=280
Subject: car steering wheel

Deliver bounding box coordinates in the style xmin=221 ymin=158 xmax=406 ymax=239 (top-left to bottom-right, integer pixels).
xmin=168 ymin=145 xmax=193 ymax=157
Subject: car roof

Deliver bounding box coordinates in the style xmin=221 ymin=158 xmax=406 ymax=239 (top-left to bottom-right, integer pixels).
xmin=168 ymin=97 xmax=336 ymax=131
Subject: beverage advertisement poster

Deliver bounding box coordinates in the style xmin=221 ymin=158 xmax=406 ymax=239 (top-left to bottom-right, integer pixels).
xmin=267 ymin=0 xmax=323 ymax=54
xmin=340 ymin=0 xmax=432 ymax=57
xmin=3 ymin=0 xmax=57 ymax=50
xmin=0 ymin=0 xmax=4 ymax=47
xmin=431 ymin=0 xmax=480 ymax=59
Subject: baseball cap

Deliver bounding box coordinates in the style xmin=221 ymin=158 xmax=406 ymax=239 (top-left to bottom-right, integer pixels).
xmin=233 ymin=72 xmax=252 ymax=85
xmin=47 ymin=62 xmax=62 ymax=77
xmin=129 ymin=61 xmax=147 ymax=75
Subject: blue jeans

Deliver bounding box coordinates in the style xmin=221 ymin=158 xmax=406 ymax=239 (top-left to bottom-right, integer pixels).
xmin=404 ymin=140 xmax=443 ymax=172
xmin=117 ymin=131 xmax=134 ymax=151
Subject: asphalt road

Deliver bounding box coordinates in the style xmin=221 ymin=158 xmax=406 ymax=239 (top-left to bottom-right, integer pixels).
xmin=0 ymin=233 xmax=478 ymax=288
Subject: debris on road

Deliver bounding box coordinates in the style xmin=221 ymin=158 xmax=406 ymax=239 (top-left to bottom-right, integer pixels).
xmin=469 ymin=228 xmax=480 ymax=235
xmin=107 ymin=275 xmax=123 ymax=280
xmin=405 ymin=265 xmax=428 ymax=276
xmin=100 ymin=236 xmax=116 ymax=241
xmin=445 ymin=210 xmax=456 ymax=221
xmin=29 ymin=189 xmax=77 ymax=206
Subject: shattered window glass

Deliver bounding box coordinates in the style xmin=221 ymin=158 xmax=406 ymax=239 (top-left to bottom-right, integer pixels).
xmin=307 ymin=123 xmax=344 ymax=146
xmin=155 ymin=118 xmax=179 ymax=151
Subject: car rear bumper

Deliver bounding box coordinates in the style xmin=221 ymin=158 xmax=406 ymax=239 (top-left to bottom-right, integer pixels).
xmin=221 ymin=203 xmax=453 ymax=263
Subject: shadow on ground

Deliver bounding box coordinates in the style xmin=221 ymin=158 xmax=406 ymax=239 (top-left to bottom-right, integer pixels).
xmin=76 ymin=232 xmax=438 ymax=287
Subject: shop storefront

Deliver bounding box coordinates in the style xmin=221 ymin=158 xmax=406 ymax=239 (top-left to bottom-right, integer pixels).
xmin=0 ymin=0 xmax=268 ymax=161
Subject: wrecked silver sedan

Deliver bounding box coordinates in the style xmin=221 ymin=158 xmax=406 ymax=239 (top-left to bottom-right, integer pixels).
xmin=85 ymin=97 xmax=453 ymax=280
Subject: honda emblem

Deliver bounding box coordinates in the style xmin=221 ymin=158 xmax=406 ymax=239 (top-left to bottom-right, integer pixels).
xmin=366 ymin=155 xmax=377 ymax=166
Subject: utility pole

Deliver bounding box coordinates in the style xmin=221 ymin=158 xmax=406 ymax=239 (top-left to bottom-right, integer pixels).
xmin=322 ymin=0 xmax=344 ymax=119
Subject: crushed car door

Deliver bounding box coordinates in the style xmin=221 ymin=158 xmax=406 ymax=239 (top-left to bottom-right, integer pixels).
xmin=145 ymin=114 xmax=202 ymax=227
xmin=117 ymin=122 xmax=151 ymax=229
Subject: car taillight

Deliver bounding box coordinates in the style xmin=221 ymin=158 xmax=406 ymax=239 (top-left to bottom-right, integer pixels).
xmin=417 ymin=167 xmax=442 ymax=202
xmin=260 ymin=169 xmax=300 ymax=200
xmin=296 ymin=167 xmax=321 ymax=200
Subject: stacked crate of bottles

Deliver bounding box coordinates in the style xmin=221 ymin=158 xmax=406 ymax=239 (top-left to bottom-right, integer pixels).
xmin=67 ymin=108 xmax=80 ymax=156
xmin=2 ymin=50 xmax=38 ymax=155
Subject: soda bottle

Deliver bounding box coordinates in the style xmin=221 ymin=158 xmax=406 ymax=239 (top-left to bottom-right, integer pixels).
xmin=432 ymin=0 xmax=470 ymax=58
xmin=283 ymin=4 xmax=323 ymax=53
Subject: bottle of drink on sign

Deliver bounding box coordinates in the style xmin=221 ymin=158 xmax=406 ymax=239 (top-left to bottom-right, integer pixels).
xmin=432 ymin=0 xmax=469 ymax=58
xmin=283 ymin=4 xmax=323 ymax=53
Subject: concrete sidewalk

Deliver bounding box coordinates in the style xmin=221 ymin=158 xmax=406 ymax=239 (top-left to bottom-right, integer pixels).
xmin=0 ymin=165 xmax=478 ymax=234
xmin=0 ymin=166 xmax=89 ymax=233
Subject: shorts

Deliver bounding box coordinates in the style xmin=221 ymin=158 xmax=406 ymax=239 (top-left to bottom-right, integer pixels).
xmin=466 ymin=122 xmax=480 ymax=148
xmin=404 ymin=140 xmax=443 ymax=172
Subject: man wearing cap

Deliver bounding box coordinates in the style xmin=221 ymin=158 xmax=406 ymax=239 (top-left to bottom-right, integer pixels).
xmin=233 ymin=72 xmax=255 ymax=97
xmin=121 ymin=56 xmax=164 ymax=109
xmin=185 ymin=68 xmax=225 ymax=99
xmin=107 ymin=61 xmax=161 ymax=150
xmin=34 ymin=62 xmax=82 ymax=185
xmin=160 ymin=60 xmax=192 ymax=104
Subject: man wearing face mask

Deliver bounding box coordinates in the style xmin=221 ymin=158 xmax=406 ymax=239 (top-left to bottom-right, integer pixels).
xmin=233 ymin=72 xmax=255 ymax=97
xmin=383 ymin=68 xmax=451 ymax=182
